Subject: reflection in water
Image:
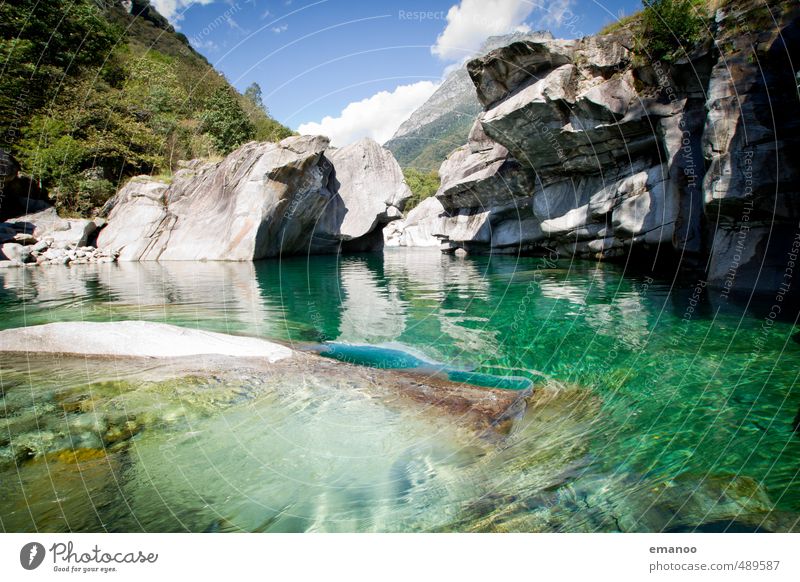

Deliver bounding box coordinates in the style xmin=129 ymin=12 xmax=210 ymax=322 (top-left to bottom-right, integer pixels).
xmin=335 ymin=257 xmax=406 ymax=344
xmin=1 ymin=249 xmax=799 ymax=532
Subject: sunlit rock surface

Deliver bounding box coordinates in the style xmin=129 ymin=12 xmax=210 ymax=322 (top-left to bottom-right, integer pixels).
xmin=98 ymin=136 xmax=410 ymax=260
xmin=327 ymin=138 xmax=411 ymax=246
xmin=384 ymin=197 xmax=447 ymax=248
xmin=0 ymin=321 xmax=293 ymax=361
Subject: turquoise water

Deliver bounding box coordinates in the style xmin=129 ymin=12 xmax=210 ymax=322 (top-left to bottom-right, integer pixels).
xmin=1 ymin=249 xmax=799 ymax=532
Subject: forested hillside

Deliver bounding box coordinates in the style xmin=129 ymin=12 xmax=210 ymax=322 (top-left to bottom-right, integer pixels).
xmin=0 ymin=0 xmax=293 ymax=216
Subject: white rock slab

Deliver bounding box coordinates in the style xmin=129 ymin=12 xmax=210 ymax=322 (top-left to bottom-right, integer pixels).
xmin=0 ymin=321 xmax=293 ymax=362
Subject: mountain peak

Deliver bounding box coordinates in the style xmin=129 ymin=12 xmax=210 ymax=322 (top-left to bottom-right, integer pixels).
xmin=384 ymin=30 xmax=556 ymax=171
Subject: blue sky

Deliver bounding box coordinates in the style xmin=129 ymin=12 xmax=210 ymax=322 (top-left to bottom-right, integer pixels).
xmin=153 ymin=0 xmax=642 ymax=145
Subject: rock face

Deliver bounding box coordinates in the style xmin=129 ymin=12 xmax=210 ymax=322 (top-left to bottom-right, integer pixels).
xmin=701 ymin=1 xmax=800 ymax=297
xmin=391 ymin=0 xmax=800 ymax=299
xmin=427 ymin=32 xmax=690 ymax=260
xmin=384 ymin=31 xmax=554 ymax=172
xmin=327 ymin=138 xmax=411 ymax=250
xmin=98 ymin=136 xmax=409 ymax=260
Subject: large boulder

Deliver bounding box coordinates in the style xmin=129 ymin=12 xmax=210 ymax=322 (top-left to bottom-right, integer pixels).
xmin=384 ymin=196 xmax=448 ymax=248
xmin=98 ymin=135 xmax=409 ymax=260
xmin=94 ymin=178 xmax=170 ymax=261
xmin=425 ymin=32 xmax=672 ymax=257
xmin=99 ymin=136 xmax=337 ymax=261
xmin=327 ymin=138 xmax=411 ymax=242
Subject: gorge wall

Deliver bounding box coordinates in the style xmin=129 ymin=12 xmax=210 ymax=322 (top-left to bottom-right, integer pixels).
xmin=390 ymin=0 xmax=800 ymax=300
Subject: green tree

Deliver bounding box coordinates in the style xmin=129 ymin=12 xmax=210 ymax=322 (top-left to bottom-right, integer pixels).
xmin=0 ymin=0 xmax=120 ymax=147
xmin=244 ymin=82 xmax=266 ymax=113
xmin=403 ymin=168 xmax=440 ymax=211
xmin=200 ymin=87 xmax=255 ymax=154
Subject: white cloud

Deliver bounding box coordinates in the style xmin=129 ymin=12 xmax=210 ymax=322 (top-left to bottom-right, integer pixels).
xmin=431 ymin=0 xmax=537 ymax=61
xmin=297 ymin=81 xmax=440 ymax=147
xmin=225 ymin=14 xmax=245 ymax=33
xmin=191 ymin=37 xmax=219 ymax=52
xmin=540 ymin=0 xmax=574 ymax=28
xmin=272 ymin=24 xmax=288 ymax=34
xmin=150 ymin=0 xmax=217 ymax=22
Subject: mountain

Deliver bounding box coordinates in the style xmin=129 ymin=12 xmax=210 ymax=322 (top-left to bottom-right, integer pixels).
xmin=0 ymin=0 xmax=293 ymax=216
xmin=384 ymin=31 xmax=553 ymax=172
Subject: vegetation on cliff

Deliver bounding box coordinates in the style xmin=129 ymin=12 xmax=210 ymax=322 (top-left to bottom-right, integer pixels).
xmin=387 ymin=111 xmax=478 ymax=173
xmin=1 ymin=0 xmax=293 ymax=216
xmin=640 ymin=0 xmax=705 ymax=61
xmin=402 ymin=168 xmax=441 ymax=211
xmin=601 ymin=0 xmax=707 ymax=62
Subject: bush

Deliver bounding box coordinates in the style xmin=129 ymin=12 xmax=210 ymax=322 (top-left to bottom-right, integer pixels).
xmin=16 ymin=76 xmax=163 ymax=215
xmin=0 ymin=0 xmax=120 ymax=146
xmin=403 ymin=168 xmax=440 ymax=211
xmin=639 ymin=0 xmax=704 ymax=62
xmin=3 ymin=0 xmax=294 ymax=217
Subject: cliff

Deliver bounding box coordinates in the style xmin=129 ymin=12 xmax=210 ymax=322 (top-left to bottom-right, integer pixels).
xmin=385 ymin=31 xmax=554 ymax=172
xmin=394 ymin=0 xmax=800 ymax=300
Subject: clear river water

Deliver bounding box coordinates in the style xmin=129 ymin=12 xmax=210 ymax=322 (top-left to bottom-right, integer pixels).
xmin=1 ymin=249 xmax=798 ymax=532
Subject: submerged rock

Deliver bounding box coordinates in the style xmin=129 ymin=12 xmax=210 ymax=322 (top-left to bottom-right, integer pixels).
xmin=0 ymin=322 xmax=528 ymax=432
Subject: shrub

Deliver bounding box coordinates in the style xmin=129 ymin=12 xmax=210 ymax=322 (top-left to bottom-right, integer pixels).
xmin=639 ymin=0 xmax=704 ymax=62
xmin=403 ymin=168 xmax=440 ymax=211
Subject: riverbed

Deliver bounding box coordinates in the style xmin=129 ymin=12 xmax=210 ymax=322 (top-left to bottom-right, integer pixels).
xmin=1 ymin=249 xmax=798 ymax=532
